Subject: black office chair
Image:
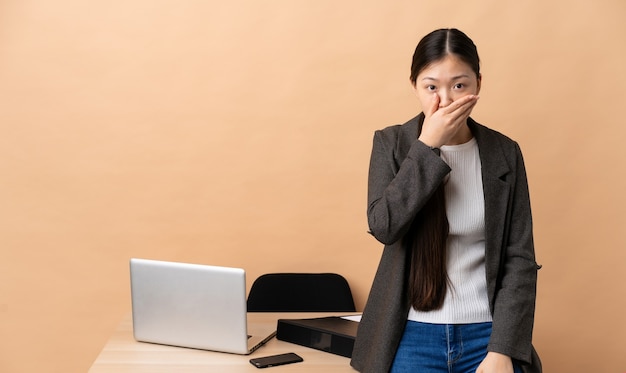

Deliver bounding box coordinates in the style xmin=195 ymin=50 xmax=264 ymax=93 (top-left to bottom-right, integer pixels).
xmin=247 ymin=273 xmax=356 ymax=312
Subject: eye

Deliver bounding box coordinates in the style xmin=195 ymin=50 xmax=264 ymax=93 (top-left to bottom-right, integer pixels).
xmin=454 ymin=83 xmax=465 ymax=89
xmin=426 ymin=85 xmax=437 ymax=91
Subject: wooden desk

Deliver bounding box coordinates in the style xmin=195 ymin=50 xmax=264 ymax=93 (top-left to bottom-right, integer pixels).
xmin=89 ymin=313 xmax=359 ymax=372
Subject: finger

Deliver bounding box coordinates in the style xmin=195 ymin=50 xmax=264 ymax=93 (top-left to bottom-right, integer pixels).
xmin=450 ymin=100 xmax=478 ymax=126
xmin=454 ymin=95 xmax=478 ymax=113
xmin=443 ymin=94 xmax=478 ymax=114
xmin=442 ymin=99 xmax=478 ymax=131
xmin=456 ymin=97 xmax=479 ymax=118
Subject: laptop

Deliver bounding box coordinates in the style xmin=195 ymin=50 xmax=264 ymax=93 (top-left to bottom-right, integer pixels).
xmin=129 ymin=258 xmax=276 ymax=354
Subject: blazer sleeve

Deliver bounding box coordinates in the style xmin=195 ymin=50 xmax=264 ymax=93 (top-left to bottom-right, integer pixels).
xmin=487 ymin=142 xmax=540 ymax=365
xmin=366 ymin=128 xmax=451 ymax=245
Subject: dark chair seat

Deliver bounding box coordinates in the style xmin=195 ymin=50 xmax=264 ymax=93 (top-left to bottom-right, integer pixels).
xmin=247 ymin=273 xmax=356 ymax=312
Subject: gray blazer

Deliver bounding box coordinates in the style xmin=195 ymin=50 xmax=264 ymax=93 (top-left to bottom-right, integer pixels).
xmin=350 ymin=114 xmax=542 ymax=373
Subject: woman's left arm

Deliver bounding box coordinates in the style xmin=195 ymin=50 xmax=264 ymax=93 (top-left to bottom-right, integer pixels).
xmin=487 ymin=142 xmax=540 ymax=365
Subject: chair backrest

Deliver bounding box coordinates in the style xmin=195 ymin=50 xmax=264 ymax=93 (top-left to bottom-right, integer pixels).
xmin=247 ymin=273 xmax=356 ymax=312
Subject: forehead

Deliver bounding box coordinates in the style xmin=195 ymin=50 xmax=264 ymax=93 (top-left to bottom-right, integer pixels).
xmin=418 ymin=55 xmax=475 ymax=80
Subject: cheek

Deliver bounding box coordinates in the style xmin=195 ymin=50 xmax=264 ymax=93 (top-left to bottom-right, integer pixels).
xmin=450 ymin=92 xmax=466 ymax=101
xmin=415 ymin=92 xmax=433 ymax=109
xmin=467 ymin=82 xmax=480 ymax=95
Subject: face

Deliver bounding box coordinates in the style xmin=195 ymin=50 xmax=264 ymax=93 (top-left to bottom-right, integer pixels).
xmin=413 ymin=54 xmax=481 ymax=110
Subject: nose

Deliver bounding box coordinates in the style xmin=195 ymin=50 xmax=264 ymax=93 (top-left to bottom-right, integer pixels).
xmin=438 ymin=90 xmax=453 ymax=108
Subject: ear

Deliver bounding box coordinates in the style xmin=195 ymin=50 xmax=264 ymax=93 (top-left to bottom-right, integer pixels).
xmin=476 ymin=73 xmax=482 ymax=95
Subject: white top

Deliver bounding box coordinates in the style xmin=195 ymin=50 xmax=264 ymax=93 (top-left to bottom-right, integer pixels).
xmin=408 ymin=138 xmax=493 ymax=324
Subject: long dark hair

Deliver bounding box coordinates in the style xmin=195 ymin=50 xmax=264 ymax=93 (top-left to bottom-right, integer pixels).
xmin=407 ymin=28 xmax=480 ymax=311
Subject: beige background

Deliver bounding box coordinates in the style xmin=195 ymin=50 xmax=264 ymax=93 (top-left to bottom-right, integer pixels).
xmin=1 ymin=1 xmax=625 ymax=372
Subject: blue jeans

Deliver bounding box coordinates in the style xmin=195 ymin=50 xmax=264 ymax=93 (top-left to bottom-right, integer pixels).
xmin=390 ymin=321 xmax=523 ymax=373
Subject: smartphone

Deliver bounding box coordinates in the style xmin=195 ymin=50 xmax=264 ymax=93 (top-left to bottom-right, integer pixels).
xmin=249 ymin=352 xmax=303 ymax=368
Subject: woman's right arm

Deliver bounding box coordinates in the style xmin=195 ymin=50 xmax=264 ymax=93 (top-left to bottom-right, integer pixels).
xmin=366 ymin=129 xmax=451 ymax=245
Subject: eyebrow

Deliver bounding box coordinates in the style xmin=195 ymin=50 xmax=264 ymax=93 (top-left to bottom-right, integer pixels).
xmin=421 ymin=74 xmax=471 ymax=81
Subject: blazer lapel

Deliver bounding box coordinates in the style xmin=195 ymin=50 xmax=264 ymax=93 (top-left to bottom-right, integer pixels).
xmin=469 ymin=119 xmax=512 ymax=305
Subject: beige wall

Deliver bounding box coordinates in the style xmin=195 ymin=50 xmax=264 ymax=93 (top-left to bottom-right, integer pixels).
xmin=1 ymin=1 xmax=625 ymax=372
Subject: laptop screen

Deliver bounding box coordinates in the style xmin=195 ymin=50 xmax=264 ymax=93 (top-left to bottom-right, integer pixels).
xmin=130 ymin=258 xmax=251 ymax=354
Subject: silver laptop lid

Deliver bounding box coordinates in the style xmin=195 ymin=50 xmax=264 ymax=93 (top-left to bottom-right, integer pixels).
xmin=130 ymin=258 xmax=250 ymax=354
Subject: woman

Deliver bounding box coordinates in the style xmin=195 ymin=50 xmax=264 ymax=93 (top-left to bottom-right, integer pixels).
xmin=350 ymin=29 xmax=542 ymax=373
